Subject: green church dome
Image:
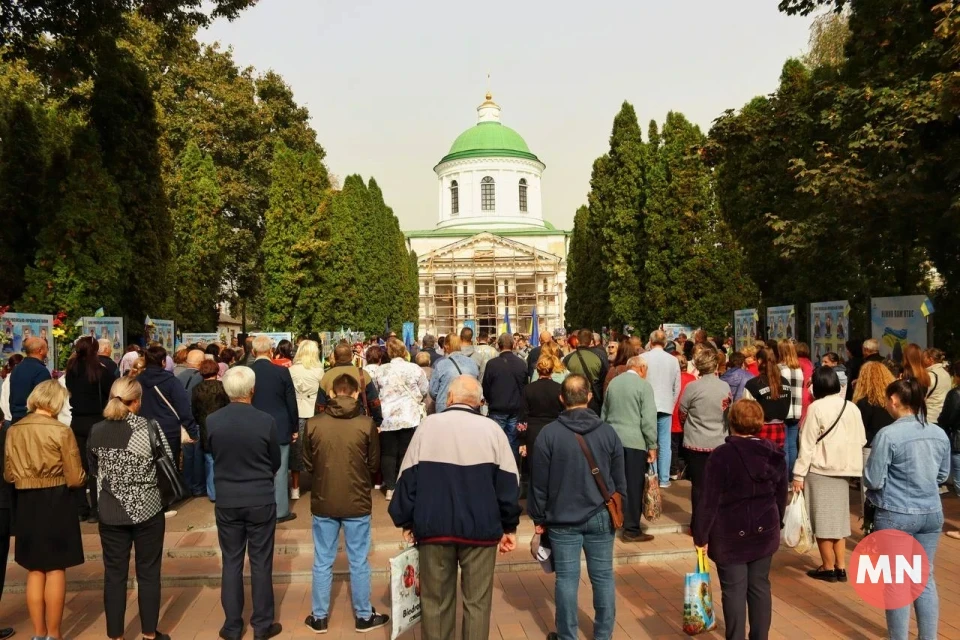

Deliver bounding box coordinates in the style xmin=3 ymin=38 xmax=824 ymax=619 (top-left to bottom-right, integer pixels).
xmin=439 ymin=122 xmax=541 ymax=165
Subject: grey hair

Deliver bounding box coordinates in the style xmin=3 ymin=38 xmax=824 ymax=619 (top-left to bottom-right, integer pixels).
xmin=649 ymin=330 xmax=667 ymax=346
xmin=251 ymin=335 xmax=273 ymax=355
xmin=98 ymin=338 xmax=113 ymax=354
xmin=497 ymin=333 xmax=514 ymax=351
xmin=222 ymin=366 xmax=256 ymax=400
xmin=863 ymin=338 xmax=879 ymax=353
xmin=447 ymin=375 xmax=482 ymax=408
xmin=626 ymin=355 xmax=647 ymax=368
xmin=694 ymin=348 xmax=719 ymax=375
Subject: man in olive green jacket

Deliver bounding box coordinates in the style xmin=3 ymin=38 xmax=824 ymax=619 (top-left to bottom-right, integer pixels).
xmin=302 ymin=373 xmax=388 ymax=633
xmin=600 ymin=355 xmax=658 ymax=542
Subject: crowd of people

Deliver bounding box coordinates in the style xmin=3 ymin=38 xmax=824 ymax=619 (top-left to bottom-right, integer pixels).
xmin=0 ymin=326 xmax=957 ymax=640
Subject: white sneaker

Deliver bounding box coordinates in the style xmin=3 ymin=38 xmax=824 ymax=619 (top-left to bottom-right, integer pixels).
xmin=385 ymin=490 xmax=394 ymax=501
xmin=374 ymin=484 xmax=382 ymax=490
xmin=164 ymin=510 xmax=177 ymax=519
xmin=290 ymin=487 xmax=300 ymax=500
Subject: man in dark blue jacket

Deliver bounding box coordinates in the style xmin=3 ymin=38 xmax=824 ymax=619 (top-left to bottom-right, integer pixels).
xmin=249 ymin=336 xmax=298 ymax=523
xmin=7 ymin=337 xmax=51 ymax=423
xmin=482 ymin=333 xmax=528 ymax=460
xmin=138 ymin=345 xmax=199 ymax=513
xmin=207 ymin=366 xmax=283 ymax=640
xmin=529 ymin=375 xmax=626 ymax=640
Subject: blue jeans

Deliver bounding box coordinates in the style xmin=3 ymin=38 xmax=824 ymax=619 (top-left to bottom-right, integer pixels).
xmin=875 ymin=509 xmax=943 ymax=640
xmin=550 ymin=510 xmax=615 ymax=640
xmin=489 ymin=413 xmax=519 ymax=457
xmin=656 ymin=413 xmax=672 ymax=483
xmin=274 ymin=444 xmax=290 ymax=518
xmin=311 ymin=515 xmax=372 ymax=619
xmin=182 ymin=442 xmax=206 ymax=496
xmin=785 ymin=420 xmax=800 ymax=481
xmin=951 ymin=453 xmax=960 ymax=495
xmin=205 ymin=452 xmax=216 ymax=502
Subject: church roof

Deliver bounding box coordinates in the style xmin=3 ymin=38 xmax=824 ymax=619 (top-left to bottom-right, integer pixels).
xmin=438 ymin=122 xmax=540 ymax=165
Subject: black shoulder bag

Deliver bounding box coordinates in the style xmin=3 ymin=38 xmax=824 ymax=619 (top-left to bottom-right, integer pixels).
xmin=147 ymin=420 xmax=188 ymax=507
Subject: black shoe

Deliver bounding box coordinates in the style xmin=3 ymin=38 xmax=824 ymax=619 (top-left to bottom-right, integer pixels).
xmin=254 ymin=622 xmax=282 ymax=640
xmin=87 ymin=510 xmax=99 ymax=524
xmin=277 ymin=513 xmax=297 ymax=525
xmin=547 ymin=634 xmax=559 ymax=640
xmin=304 ymin=615 xmax=328 ymax=634
xmin=146 ymin=633 xmax=171 ymax=640
xmin=355 ymin=609 xmax=389 ymax=633
xmin=807 ymin=567 xmax=838 ymax=582
xmin=836 ymin=568 xmax=848 ymax=583
xmin=622 ymin=532 xmax=655 ymax=543
xmin=0 ymin=627 xmax=13 ymax=640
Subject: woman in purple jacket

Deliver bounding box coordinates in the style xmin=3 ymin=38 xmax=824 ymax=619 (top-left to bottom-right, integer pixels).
xmin=693 ymin=399 xmax=787 ymax=640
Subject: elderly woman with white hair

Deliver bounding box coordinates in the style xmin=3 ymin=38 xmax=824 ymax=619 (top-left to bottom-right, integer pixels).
xmin=5 ymin=380 xmax=86 ymax=640
xmin=679 ymin=348 xmax=733 ymax=532
xmin=206 ymin=366 xmax=284 ymax=640
xmin=601 ymin=355 xmax=659 ymax=542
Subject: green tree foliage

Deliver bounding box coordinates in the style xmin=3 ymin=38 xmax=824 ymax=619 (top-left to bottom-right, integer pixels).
xmin=90 ymin=45 xmax=173 ymax=329
xmin=260 ymin=142 xmax=329 ymax=331
xmin=564 ymin=205 xmax=606 ymax=330
xmin=19 ymin=128 xmax=127 ymax=320
xmin=710 ymin=0 xmax=960 ymax=348
xmin=170 ymin=142 xmax=227 ymax=331
xmin=0 ymin=100 xmax=48 ymax=304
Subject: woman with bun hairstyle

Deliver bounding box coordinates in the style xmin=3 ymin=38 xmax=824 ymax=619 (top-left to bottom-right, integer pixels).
xmin=865 ymin=378 xmax=950 ymax=640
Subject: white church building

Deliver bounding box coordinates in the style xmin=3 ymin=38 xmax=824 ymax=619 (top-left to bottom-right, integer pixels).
xmin=406 ymin=93 xmax=569 ymax=340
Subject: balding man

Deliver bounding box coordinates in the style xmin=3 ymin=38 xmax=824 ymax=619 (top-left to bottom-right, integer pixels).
xmin=7 ymin=336 xmax=51 ymax=423
xmin=177 ymin=349 xmax=207 ymax=497
xmin=97 ymin=339 xmax=120 ymax=379
xmin=643 ymin=330 xmax=682 ymax=488
xmin=250 ymin=336 xmax=299 ymax=523
xmin=390 ymin=376 xmax=520 ymax=640
xmin=529 ymin=374 xmax=625 ymax=640
xmin=601 ymin=356 xmax=658 ymax=542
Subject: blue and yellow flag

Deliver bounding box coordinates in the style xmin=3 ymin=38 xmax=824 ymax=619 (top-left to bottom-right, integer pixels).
xmin=94 ymin=307 xmax=105 ymax=318
xmin=921 ymin=298 xmax=935 ymax=317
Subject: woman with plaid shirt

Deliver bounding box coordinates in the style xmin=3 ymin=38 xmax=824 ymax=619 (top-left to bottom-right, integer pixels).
xmin=778 ymin=341 xmax=806 ymax=479
xmin=743 ymin=348 xmax=791 ymax=450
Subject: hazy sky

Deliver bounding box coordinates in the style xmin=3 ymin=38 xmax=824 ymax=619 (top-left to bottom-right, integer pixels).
xmin=200 ymin=0 xmax=814 ymax=232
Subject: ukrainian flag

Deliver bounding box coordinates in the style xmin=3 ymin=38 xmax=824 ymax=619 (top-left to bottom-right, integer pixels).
xmin=921 ymin=298 xmax=935 ymax=317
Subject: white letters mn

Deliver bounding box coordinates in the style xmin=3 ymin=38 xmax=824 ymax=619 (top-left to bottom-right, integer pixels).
xmin=857 ymin=555 xmax=922 ymax=584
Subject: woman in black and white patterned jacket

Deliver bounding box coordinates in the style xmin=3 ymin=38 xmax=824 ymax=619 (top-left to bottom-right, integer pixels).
xmin=88 ymin=377 xmax=173 ymax=640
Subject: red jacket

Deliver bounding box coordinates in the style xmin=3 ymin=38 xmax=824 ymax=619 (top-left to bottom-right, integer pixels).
xmin=672 ymin=372 xmax=697 ymax=433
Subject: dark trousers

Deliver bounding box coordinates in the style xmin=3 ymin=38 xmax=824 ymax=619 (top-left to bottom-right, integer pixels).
xmin=380 ymin=428 xmax=415 ymax=491
xmin=216 ymin=504 xmax=277 ymax=637
xmin=716 ymin=555 xmax=773 ymax=640
xmin=100 ymin=511 xmax=165 ymax=638
xmin=72 ymin=432 xmax=98 ymax=517
xmin=0 ymin=508 xmax=10 ymax=596
xmin=670 ymin=432 xmax=684 ymax=477
xmin=419 ymin=544 xmax=497 ymax=640
xmin=623 ymin=447 xmax=648 ymax=535
xmin=684 ymin=449 xmax=712 ymax=531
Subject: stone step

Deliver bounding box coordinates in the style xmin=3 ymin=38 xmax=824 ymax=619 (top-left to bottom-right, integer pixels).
xmin=0 ymin=533 xmax=698 ymax=593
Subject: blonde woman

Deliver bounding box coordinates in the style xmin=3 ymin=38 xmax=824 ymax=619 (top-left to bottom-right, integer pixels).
xmin=778 ymin=340 xmax=805 ymax=479
xmin=852 ymin=362 xmax=895 ymax=514
xmin=88 ymin=378 xmax=173 ymax=640
xmin=289 ymin=340 xmax=323 ymax=500
xmin=531 ymin=342 xmax=568 ymax=383
xmin=5 ymin=381 xmax=86 ymax=640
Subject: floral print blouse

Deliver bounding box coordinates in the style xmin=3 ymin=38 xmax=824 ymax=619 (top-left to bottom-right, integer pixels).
xmin=374 ymin=358 xmax=429 ymax=432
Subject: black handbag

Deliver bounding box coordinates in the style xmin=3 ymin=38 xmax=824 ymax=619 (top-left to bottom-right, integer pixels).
xmin=147 ymin=420 xmax=188 ymax=507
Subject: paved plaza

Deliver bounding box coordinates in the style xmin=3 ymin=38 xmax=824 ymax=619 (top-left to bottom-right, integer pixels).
xmin=2 ymin=484 xmax=960 ymax=639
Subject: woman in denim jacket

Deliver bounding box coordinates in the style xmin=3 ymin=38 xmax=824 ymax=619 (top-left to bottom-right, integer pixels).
xmin=864 ymin=378 xmax=950 ymax=640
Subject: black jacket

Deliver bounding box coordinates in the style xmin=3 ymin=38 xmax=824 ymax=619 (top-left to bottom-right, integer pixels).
xmin=206 ymin=402 xmax=281 ymax=509
xmin=940 ymin=388 xmax=960 ymax=453
xmin=526 ymin=346 xmax=543 ymax=381
xmin=519 ymin=378 xmax=563 ymax=445
xmin=99 ymin=355 xmax=120 ymax=380
xmin=482 ymin=352 xmax=528 ymax=415
xmin=528 ymin=407 xmax=626 ymax=527
xmin=250 ymin=358 xmax=298 ymax=445
xmin=137 ymin=366 xmax=198 ymax=442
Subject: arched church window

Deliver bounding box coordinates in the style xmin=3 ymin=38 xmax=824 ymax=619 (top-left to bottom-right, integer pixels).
xmin=481 ymin=176 xmax=495 ymax=211
xmin=519 ymin=178 xmax=528 ymax=212
xmin=450 ymin=180 xmax=459 ymax=215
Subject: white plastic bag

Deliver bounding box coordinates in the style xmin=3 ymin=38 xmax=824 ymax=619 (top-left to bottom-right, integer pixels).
xmin=389 ymin=546 xmax=421 ymax=640
xmin=782 ymin=491 xmax=814 ymax=553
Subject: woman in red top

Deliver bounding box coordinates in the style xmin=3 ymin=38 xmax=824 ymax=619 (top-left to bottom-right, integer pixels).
xmin=671 ymin=353 xmax=697 ymax=479
xmin=270 ymin=339 xmax=294 ymax=368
